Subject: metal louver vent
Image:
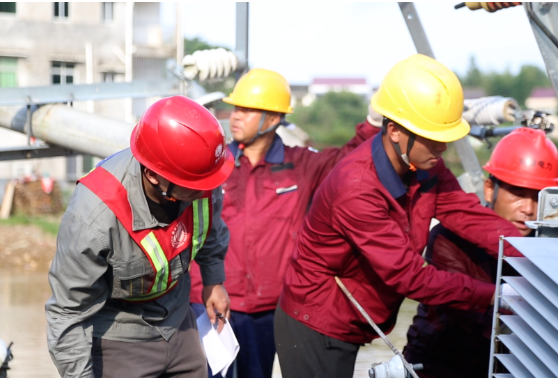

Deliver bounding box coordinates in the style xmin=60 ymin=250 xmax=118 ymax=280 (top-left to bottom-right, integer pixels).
xmin=489 ymin=237 xmax=558 ymax=378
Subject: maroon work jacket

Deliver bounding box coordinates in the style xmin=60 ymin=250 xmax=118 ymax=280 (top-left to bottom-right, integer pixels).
xmin=403 ymin=224 xmax=521 ymax=377
xmin=280 ymin=133 xmax=522 ymax=344
xmin=189 ymin=121 xmax=380 ymax=313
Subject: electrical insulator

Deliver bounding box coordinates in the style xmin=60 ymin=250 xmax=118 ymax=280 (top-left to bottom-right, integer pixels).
xmin=182 ymin=48 xmax=238 ymax=81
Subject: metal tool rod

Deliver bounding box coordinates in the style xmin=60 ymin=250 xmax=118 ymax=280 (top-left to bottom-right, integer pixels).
xmin=335 ymin=276 xmax=419 ymax=378
xmin=26 ymin=103 xmax=31 ymax=146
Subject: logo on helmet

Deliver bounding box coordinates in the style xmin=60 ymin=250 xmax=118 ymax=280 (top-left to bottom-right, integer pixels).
xmin=171 ymin=221 xmax=188 ymax=249
xmin=215 ymin=144 xmax=223 ymax=158
xmin=214 ymin=144 xmax=225 ymax=164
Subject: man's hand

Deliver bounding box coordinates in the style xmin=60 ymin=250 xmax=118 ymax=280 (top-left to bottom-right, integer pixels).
xmin=202 ymin=284 xmax=230 ymax=333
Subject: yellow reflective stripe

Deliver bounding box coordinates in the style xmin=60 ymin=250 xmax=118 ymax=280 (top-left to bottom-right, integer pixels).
xmin=201 ymin=197 xmax=210 ymax=245
xmin=79 ymin=166 xmax=96 ymax=180
xmin=140 ymin=232 xmax=169 ymax=294
xmin=127 ymin=280 xmax=178 ymax=302
xmin=192 ymin=197 xmax=210 ymax=261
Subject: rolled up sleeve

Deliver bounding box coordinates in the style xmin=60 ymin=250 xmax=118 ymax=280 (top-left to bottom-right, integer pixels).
xmin=194 ymin=187 xmax=229 ymax=286
xmin=46 ymin=211 xmax=109 ymax=378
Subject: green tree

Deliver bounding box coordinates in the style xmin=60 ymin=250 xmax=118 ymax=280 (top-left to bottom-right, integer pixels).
xmin=184 ymin=37 xmax=224 ymax=55
xmin=514 ymin=65 xmax=552 ymax=106
xmin=461 ymin=56 xmax=483 ymax=87
xmin=459 ymin=56 xmax=551 ymax=107
xmin=290 ymin=91 xmax=368 ymax=147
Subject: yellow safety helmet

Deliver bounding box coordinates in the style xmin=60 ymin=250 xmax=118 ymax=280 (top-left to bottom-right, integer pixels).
xmin=223 ymin=68 xmax=293 ymax=114
xmin=371 ymin=54 xmax=470 ymax=143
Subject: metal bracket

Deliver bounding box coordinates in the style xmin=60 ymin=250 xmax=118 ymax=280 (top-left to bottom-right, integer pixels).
xmin=235 ymin=3 xmax=249 ymax=79
xmin=0 ymin=144 xmax=76 ymax=161
xmin=398 ymin=2 xmax=486 ymax=202
xmin=26 ymin=99 xmax=32 ymax=146
xmin=526 ymin=3 xmax=558 ymax=99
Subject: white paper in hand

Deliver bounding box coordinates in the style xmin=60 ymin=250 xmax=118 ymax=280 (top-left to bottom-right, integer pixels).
xmin=196 ymin=310 xmax=239 ymax=377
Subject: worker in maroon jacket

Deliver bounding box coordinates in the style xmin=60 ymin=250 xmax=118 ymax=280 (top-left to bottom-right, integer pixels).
xmin=275 ymin=54 xmax=523 ymax=378
xmin=403 ymin=127 xmax=558 ymax=378
xmin=189 ymin=68 xmax=379 ymax=378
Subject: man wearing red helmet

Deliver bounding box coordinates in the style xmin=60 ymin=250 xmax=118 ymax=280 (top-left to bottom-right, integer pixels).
xmin=403 ymin=127 xmax=558 ymax=378
xmin=46 ymin=96 xmax=234 ymax=378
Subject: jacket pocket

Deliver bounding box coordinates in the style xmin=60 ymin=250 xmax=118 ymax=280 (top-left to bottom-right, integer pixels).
xmin=221 ymin=177 xmax=241 ymax=218
xmin=111 ymin=257 xmax=155 ymax=299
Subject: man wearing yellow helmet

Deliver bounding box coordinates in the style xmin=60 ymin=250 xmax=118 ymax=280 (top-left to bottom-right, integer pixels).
xmin=188 ymin=68 xmax=379 ymax=377
xmin=275 ymin=55 xmax=523 ymax=377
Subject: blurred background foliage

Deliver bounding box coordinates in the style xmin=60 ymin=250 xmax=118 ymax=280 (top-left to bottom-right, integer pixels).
xmin=290 ymin=91 xmax=368 ymax=148
xmin=458 ymin=56 xmax=551 ymax=107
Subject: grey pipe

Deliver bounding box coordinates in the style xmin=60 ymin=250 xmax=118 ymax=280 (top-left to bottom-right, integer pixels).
xmin=0 ymin=104 xmax=134 ymax=158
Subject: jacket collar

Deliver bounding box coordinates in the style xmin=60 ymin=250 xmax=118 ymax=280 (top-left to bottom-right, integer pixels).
xmin=371 ymin=133 xmax=429 ymax=199
xmin=228 ymin=134 xmax=285 ymax=164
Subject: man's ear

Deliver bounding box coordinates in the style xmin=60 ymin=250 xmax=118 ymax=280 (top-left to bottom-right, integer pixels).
xmin=143 ymin=167 xmax=160 ymax=185
xmin=484 ymin=178 xmax=494 ymax=205
xmin=386 ymin=121 xmax=401 ymax=144
xmin=266 ymin=112 xmax=282 ymax=128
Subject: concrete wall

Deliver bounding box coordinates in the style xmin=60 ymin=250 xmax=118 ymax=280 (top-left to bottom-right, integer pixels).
xmin=0 ymin=2 xmax=127 ymax=87
xmin=0 ymin=2 xmax=176 ymax=181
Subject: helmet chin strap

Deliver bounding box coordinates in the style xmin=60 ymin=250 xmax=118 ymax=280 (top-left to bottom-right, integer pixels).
xmin=234 ymin=111 xmax=286 ymax=167
xmin=487 ymin=175 xmax=500 ymax=210
xmin=144 ymin=169 xmax=177 ymax=202
xmin=391 ymin=130 xmax=417 ymax=172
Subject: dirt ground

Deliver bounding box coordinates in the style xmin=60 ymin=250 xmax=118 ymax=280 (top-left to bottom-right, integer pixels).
xmin=0 ymin=224 xmax=57 ymax=271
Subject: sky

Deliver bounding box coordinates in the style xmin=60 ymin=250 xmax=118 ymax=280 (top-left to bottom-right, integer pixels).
xmin=161 ymin=2 xmax=546 ymax=88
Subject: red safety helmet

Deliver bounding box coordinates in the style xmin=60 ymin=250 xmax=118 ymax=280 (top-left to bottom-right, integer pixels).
xmin=483 ymin=127 xmax=558 ymax=190
xmin=130 ymin=96 xmax=234 ymax=191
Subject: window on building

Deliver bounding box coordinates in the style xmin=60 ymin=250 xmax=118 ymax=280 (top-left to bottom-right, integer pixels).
xmin=102 ymin=2 xmax=113 ymax=22
xmin=53 ymin=2 xmax=69 ymax=19
xmin=103 ymin=72 xmax=115 ymax=82
xmin=51 ymin=61 xmax=74 ymax=85
xmin=82 ymin=155 xmax=94 ymax=173
xmin=102 ymin=72 xmax=123 ymax=83
xmin=0 ymin=2 xmax=16 ymax=13
xmin=0 ymin=57 xmax=18 ymax=88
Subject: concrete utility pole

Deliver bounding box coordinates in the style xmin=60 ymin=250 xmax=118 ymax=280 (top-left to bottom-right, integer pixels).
xmin=176 ymin=2 xmax=184 ymax=65
xmin=125 ymin=2 xmax=135 ymax=123
xmin=0 ymin=105 xmax=133 ymax=158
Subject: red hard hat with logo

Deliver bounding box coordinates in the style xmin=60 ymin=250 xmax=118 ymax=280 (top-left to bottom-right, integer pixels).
xmin=130 ymin=96 xmax=234 ymax=190
xmin=483 ymin=127 xmax=558 ymax=190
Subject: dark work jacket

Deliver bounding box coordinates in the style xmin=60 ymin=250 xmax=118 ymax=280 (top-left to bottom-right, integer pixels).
xmin=279 ymin=134 xmax=522 ymax=344
xmin=403 ymin=224 xmax=518 ymax=378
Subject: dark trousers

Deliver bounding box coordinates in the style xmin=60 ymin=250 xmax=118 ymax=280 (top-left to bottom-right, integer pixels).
xmin=92 ymin=306 xmax=207 ymax=378
xmin=191 ymin=303 xmax=276 ymax=378
xmin=274 ymin=305 xmax=360 ymax=378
